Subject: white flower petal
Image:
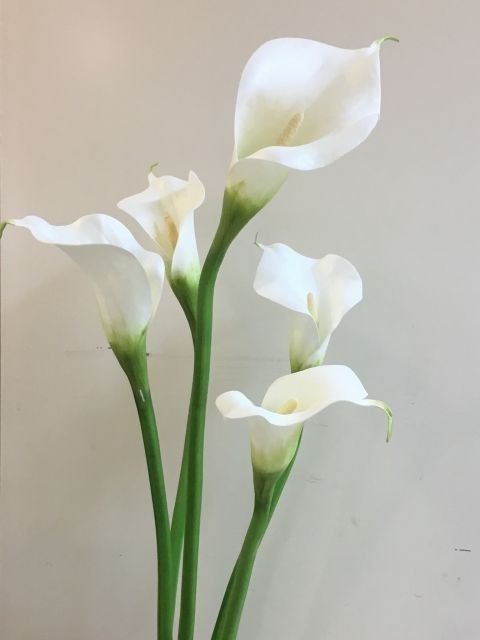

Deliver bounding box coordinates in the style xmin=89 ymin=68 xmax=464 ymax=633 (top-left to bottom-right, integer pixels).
xmin=216 ymin=365 xmax=389 ymax=473
xmin=215 ymin=389 xmax=260 ymax=419
xmin=254 ymin=242 xmax=318 ymax=315
xmin=254 ymin=243 xmax=362 ymax=366
xmin=225 ymin=38 xmax=385 ymax=210
xmin=261 ymin=365 xmax=368 ymax=423
xmin=234 ymin=39 xmax=382 ymax=169
xmin=117 ymin=170 xmax=205 ymax=279
xmin=313 ymin=254 xmax=363 ymax=337
xmin=7 ymin=214 xmax=164 ymax=345
xmin=216 ymin=366 xmax=369 ymax=427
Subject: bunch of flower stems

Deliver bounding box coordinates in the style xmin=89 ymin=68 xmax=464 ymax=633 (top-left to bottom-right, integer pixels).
xmin=120 ymin=194 xmax=291 ymax=640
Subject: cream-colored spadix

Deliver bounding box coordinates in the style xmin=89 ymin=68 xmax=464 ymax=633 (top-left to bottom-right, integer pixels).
xmin=254 ymin=242 xmax=362 ymax=371
xmin=227 ymin=37 xmax=386 ymax=207
xmin=216 ymin=365 xmax=391 ymax=474
xmin=4 ymin=214 xmax=165 ymax=349
xmin=117 ymin=170 xmax=205 ymax=284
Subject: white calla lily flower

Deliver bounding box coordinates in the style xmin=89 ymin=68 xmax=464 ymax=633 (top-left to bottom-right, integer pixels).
xmin=117 ymin=169 xmax=205 ymax=284
xmin=227 ymin=37 xmax=391 ymax=211
xmin=216 ymin=365 xmax=392 ymax=474
xmin=253 ymin=242 xmax=362 ymax=371
xmin=4 ymin=214 xmax=164 ymax=351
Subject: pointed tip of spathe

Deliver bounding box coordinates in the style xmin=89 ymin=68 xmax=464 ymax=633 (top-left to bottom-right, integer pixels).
xmin=376 ymin=35 xmax=400 ymax=46
xmin=366 ymin=398 xmax=393 ymax=443
xmin=253 ymin=232 xmax=263 ymax=249
xmin=149 ymin=162 xmax=159 ymax=175
xmin=0 ymin=221 xmax=8 ymax=239
xmin=385 ymin=406 xmax=393 ymax=443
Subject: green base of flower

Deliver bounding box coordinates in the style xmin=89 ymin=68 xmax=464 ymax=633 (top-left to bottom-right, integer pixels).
xmin=170 ymin=271 xmax=199 ymax=338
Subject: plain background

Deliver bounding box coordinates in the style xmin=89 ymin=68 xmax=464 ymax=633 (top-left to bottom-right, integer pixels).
xmin=1 ymin=1 xmax=479 ymax=638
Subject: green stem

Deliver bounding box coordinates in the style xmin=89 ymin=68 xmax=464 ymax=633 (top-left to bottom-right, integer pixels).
xmin=212 ymin=431 xmax=304 ymax=635
xmin=177 ymin=186 xmax=274 ymax=639
xmin=170 ymin=439 xmax=189 ymax=602
xmin=115 ymin=337 xmax=173 ymax=640
xmin=212 ymin=491 xmax=272 ymax=640
xmin=177 ymin=240 xmax=229 ymax=638
xmin=170 ymin=277 xmax=197 ymax=606
xmin=178 ymin=209 xmax=245 ymax=639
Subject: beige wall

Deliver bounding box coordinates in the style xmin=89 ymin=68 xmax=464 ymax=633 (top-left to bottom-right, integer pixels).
xmin=2 ymin=1 xmax=479 ymax=638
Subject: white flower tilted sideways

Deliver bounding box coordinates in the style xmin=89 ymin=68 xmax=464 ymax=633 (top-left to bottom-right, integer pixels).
xmin=227 ymin=37 xmax=393 ymax=209
xmin=254 ymin=242 xmax=362 ymax=371
xmin=3 ymin=214 xmax=164 ymax=351
xmin=216 ymin=365 xmax=392 ymax=475
xmin=117 ymin=169 xmax=205 ymax=285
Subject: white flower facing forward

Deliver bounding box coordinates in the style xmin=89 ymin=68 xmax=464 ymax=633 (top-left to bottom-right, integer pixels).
xmin=117 ymin=170 xmax=205 ymax=285
xmin=226 ymin=37 xmax=392 ymax=215
xmin=254 ymin=242 xmax=362 ymax=372
xmin=216 ymin=365 xmax=392 ymax=475
xmin=3 ymin=214 xmax=165 ymax=352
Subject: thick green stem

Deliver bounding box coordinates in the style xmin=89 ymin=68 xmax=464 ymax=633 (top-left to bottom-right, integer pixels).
xmin=211 ymin=489 xmax=272 ymax=640
xmin=177 ymin=230 xmax=232 ymax=639
xmin=211 ymin=429 xmax=304 ymax=634
xmin=177 ymin=187 xmax=275 ymax=639
xmin=170 ymin=276 xmax=197 ymax=606
xmin=115 ymin=338 xmax=173 ymax=640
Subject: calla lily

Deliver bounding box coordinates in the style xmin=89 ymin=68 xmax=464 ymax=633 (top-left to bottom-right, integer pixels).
xmin=226 ymin=37 xmax=391 ymax=213
xmin=117 ymin=169 xmax=205 ymax=285
xmin=253 ymin=242 xmax=362 ymax=371
xmin=3 ymin=214 xmax=164 ymax=352
xmin=216 ymin=365 xmax=392 ymax=475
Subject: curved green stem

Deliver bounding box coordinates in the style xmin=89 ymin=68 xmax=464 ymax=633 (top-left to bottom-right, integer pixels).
xmin=115 ymin=338 xmax=173 ymax=640
xmin=134 ymin=384 xmax=174 ymax=639
xmin=212 ymin=432 xmax=304 ymax=636
xmin=177 ymin=231 xmax=231 ymax=639
xmin=170 ymin=439 xmax=189 ymax=601
xmin=170 ymin=276 xmax=197 ymax=606
xmin=212 ymin=491 xmax=272 ymax=640
xmin=177 ymin=187 xmax=274 ymax=639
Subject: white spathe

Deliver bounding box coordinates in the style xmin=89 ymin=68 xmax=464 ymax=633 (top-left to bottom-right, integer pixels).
xmin=254 ymin=242 xmax=362 ymax=370
xmin=117 ymin=170 xmax=205 ymax=282
xmin=6 ymin=214 xmax=165 ymax=347
xmin=216 ymin=365 xmax=391 ymax=474
xmin=228 ymin=37 xmax=385 ymax=205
